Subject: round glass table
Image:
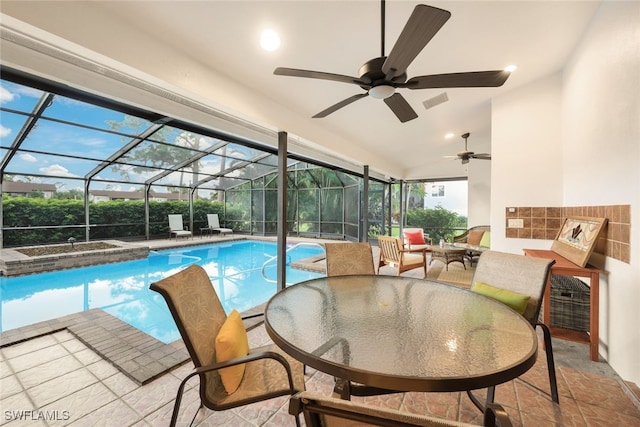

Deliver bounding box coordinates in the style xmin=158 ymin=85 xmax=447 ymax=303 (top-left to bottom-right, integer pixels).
xmin=265 ymin=275 xmax=538 ymax=395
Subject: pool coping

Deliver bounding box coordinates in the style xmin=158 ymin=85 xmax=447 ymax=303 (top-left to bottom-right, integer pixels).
xmin=0 ymin=240 xmax=149 ymax=276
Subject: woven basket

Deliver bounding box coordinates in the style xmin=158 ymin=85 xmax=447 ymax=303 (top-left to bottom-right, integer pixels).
xmin=550 ymin=275 xmax=590 ymax=332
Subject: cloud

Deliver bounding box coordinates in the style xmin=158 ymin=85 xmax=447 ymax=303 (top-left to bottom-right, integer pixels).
xmin=0 ymin=86 xmax=15 ymax=103
xmin=38 ymin=164 xmax=79 ymax=178
xmin=19 ymin=153 xmax=38 ymax=162
xmin=0 ymin=124 xmax=11 ymax=138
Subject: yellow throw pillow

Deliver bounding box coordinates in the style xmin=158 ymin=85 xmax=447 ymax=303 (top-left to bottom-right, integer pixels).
xmin=215 ymin=309 xmax=249 ymax=394
xmin=471 ymin=281 xmax=530 ymax=315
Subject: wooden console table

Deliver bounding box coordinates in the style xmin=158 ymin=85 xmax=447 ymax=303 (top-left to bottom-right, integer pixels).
xmin=523 ymin=249 xmax=601 ymax=361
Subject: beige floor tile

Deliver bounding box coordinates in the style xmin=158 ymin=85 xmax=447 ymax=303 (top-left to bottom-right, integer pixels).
xmin=42 ymin=382 xmax=118 ymax=426
xmin=28 ymin=368 xmax=98 ymax=408
xmin=0 ymin=373 xmax=23 ymax=400
xmin=7 ymin=345 xmax=69 ymax=373
xmin=15 ymin=355 xmax=83 ymax=390
xmin=1 ymin=335 xmax=58 ymax=360
xmin=67 ymin=398 xmax=141 ymax=427
xmin=121 ymin=373 xmax=182 ymax=417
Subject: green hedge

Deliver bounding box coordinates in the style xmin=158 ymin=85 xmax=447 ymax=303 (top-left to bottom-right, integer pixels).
xmin=2 ymin=197 xmax=226 ymax=247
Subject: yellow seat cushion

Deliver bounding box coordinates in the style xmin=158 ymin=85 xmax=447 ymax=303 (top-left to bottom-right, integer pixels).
xmin=215 ymin=309 xmax=249 ymax=394
xmin=471 ymin=281 xmax=530 ymax=315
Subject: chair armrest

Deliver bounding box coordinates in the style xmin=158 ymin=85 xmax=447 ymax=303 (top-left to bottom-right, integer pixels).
xmin=485 ymin=403 xmax=513 ymax=427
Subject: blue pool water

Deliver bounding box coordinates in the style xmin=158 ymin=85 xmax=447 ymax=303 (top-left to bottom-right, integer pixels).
xmin=0 ymin=240 xmax=325 ymax=343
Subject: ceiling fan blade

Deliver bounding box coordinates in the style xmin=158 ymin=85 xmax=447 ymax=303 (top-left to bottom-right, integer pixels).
xmin=404 ymin=70 xmax=511 ymax=89
xmin=383 ymin=93 xmax=418 ymax=123
xmin=471 ymin=153 xmax=492 ymax=160
xmin=274 ymin=67 xmax=365 ymax=86
xmin=442 ymin=155 xmax=460 ymax=159
xmin=312 ymin=93 xmax=369 ymax=118
xmin=381 ymin=5 xmax=451 ymax=80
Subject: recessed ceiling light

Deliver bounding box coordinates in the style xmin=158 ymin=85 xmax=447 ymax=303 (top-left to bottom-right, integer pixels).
xmin=445 ymin=133 xmax=455 ymax=139
xmin=260 ymin=29 xmax=280 ymax=51
xmin=504 ymin=65 xmax=517 ymax=73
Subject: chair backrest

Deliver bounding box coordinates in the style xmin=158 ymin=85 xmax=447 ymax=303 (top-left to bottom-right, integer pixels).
xmin=168 ymin=214 xmax=185 ymax=231
xmin=325 ymin=242 xmax=375 ymax=276
xmin=472 ymin=250 xmax=555 ymax=325
xmin=207 ymin=213 xmax=221 ymax=228
xmin=150 ymin=264 xmax=227 ymax=388
xmin=290 ymin=391 xmax=512 ymax=426
xmin=377 ymin=236 xmax=403 ymax=264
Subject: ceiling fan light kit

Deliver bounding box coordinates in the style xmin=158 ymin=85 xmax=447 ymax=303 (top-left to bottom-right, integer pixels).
xmin=369 ymin=85 xmax=395 ymax=99
xmin=274 ymin=1 xmax=511 ymax=123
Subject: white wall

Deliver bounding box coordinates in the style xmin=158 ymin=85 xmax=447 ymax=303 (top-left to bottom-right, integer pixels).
xmin=491 ymin=2 xmax=640 ymax=385
xmin=561 ymin=1 xmax=640 ymax=385
xmin=491 ymin=73 xmax=564 ymax=253
xmin=467 ymin=158 xmax=491 ymax=226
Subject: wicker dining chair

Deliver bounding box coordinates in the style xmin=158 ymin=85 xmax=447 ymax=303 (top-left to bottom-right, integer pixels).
xmin=325 ymin=242 xmax=376 ymax=276
xmin=150 ymin=264 xmax=305 ymax=426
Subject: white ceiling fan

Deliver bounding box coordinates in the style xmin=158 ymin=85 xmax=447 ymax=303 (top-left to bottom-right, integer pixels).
xmin=444 ymin=132 xmax=491 ymax=164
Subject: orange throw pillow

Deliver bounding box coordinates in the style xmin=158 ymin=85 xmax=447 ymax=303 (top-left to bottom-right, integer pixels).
xmin=404 ymin=230 xmax=425 ymax=245
xmin=215 ymin=309 xmax=249 ymax=394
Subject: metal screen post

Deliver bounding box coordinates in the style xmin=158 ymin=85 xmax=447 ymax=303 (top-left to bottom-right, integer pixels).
xmin=277 ymin=132 xmax=288 ymax=291
xmin=362 ymin=165 xmax=369 ymax=242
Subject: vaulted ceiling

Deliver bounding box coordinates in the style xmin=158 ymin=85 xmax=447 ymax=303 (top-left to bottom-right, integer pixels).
xmin=0 ymin=1 xmax=601 ymax=180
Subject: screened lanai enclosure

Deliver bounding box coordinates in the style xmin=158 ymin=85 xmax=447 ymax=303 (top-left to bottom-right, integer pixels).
xmin=1 ymin=70 xmax=469 ymax=249
xmin=0 ymin=70 xmax=399 ymax=249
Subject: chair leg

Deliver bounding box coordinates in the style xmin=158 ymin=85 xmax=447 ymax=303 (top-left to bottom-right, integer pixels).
xmin=170 ymin=371 xmax=199 ymax=427
xmin=537 ymin=322 xmax=560 ymax=404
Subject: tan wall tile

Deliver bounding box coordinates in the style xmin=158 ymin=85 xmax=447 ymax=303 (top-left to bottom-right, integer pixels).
xmin=620 ymin=205 xmax=631 ymax=224
xmin=532 ymin=217 xmax=546 ymax=228
xmin=506 ymin=208 xmax=518 ymax=218
xmin=620 ymin=244 xmax=630 ymax=263
xmin=532 ymin=228 xmax=546 ymax=239
xmin=518 ymin=207 xmax=532 ymax=217
xmin=546 ymin=207 xmax=561 ymax=218
xmin=531 ymin=207 xmax=546 ymax=217
xmin=518 ymin=228 xmax=532 ymax=238
xmin=506 ymin=228 xmax=518 ymax=238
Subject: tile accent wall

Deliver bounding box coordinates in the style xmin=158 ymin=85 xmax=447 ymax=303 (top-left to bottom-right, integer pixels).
xmin=505 ymin=204 xmax=631 ymax=264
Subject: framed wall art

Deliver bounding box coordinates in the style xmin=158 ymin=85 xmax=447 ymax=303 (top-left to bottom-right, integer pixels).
xmin=551 ymin=216 xmax=608 ymax=267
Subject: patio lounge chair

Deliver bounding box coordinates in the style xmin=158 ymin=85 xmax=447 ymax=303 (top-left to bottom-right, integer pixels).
xmin=290 ymin=391 xmax=513 ymax=426
xmin=150 ymin=264 xmax=305 ymax=427
xmin=207 ymin=213 xmax=233 ymax=235
xmin=402 ymin=227 xmax=433 ymax=252
xmin=377 ymin=235 xmax=427 ymax=278
xmin=325 ymin=242 xmax=376 ymax=276
xmin=469 ymin=250 xmax=558 ymax=405
xmin=168 ymin=214 xmax=192 ymax=239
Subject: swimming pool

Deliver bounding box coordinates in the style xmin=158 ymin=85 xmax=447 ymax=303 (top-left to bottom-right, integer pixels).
xmin=0 ymin=240 xmax=325 ymax=343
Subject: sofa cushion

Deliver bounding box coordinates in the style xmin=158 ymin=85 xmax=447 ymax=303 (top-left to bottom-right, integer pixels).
xmin=479 ymin=231 xmax=491 ymax=248
xmin=467 ymin=230 xmax=484 ymax=246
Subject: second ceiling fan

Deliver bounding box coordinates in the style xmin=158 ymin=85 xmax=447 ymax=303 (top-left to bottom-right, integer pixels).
xmin=274 ymin=1 xmax=512 ymax=123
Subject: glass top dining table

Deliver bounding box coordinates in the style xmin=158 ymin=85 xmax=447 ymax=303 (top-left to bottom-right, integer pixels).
xmin=264 ymin=275 xmax=538 ymax=394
